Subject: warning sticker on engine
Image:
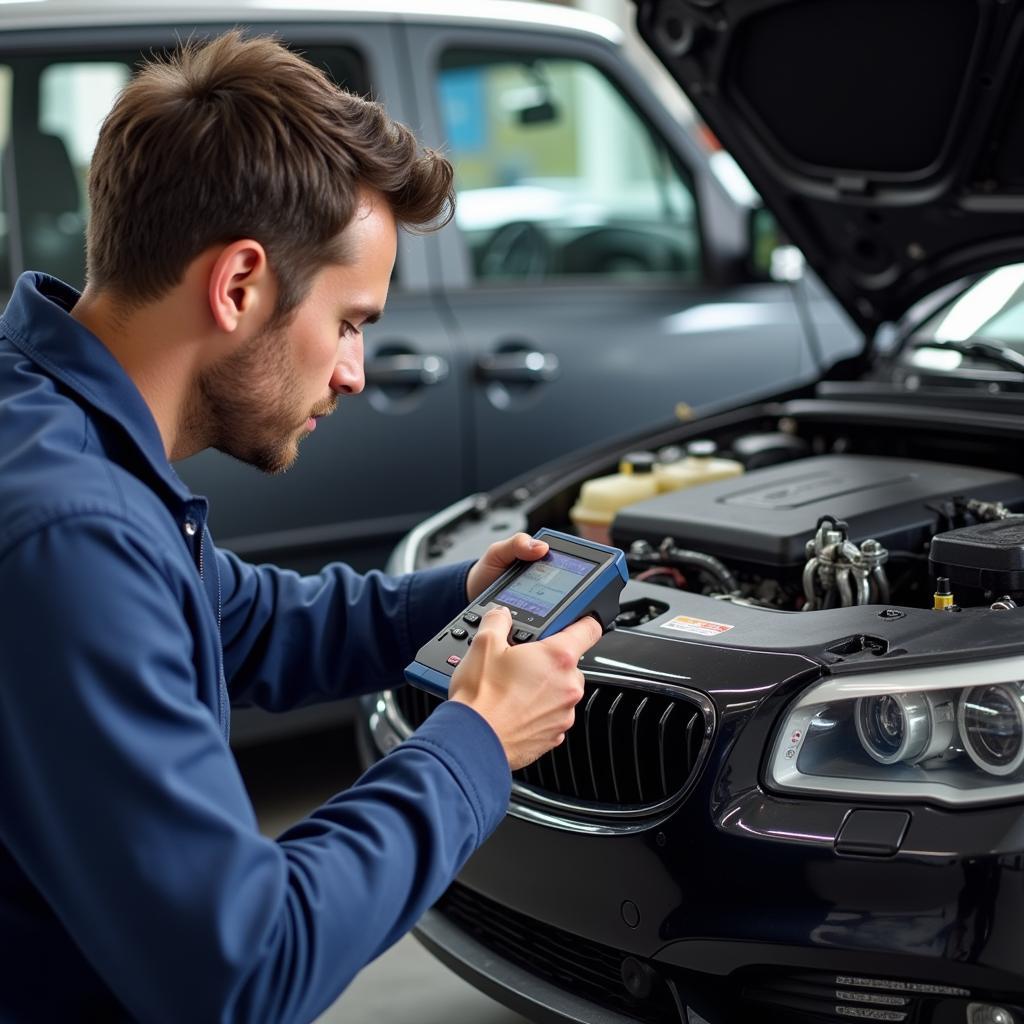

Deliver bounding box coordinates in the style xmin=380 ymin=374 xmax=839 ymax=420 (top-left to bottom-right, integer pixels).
xmin=660 ymin=614 xmax=734 ymax=637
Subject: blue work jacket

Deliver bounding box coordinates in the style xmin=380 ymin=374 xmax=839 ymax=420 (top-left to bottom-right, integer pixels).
xmin=0 ymin=273 xmax=511 ymax=1023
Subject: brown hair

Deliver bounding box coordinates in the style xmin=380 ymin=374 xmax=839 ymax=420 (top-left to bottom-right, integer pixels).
xmin=86 ymin=30 xmax=454 ymax=318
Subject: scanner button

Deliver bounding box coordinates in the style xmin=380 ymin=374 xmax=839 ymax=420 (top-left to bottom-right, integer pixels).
xmin=450 ymin=627 xmax=468 ymax=641
xmin=446 ymin=655 xmax=462 ymax=667
xmin=511 ymin=628 xmax=533 ymax=644
xmin=462 ymin=612 xmax=481 ymax=627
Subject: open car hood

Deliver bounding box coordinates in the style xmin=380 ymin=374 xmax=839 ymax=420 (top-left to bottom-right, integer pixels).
xmin=635 ymin=0 xmax=1024 ymax=338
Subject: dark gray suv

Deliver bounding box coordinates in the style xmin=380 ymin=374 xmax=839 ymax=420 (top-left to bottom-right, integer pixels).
xmin=0 ymin=0 xmax=855 ymax=578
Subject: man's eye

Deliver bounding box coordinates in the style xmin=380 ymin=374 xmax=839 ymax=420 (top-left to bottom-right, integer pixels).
xmin=340 ymin=321 xmax=357 ymax=338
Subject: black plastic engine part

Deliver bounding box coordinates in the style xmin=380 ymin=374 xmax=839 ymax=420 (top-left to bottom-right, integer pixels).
xmin=929 ymin=517 xmax=1024 ymax=592
xmin=729 ymin=431 xmax=810 ymax=469
xmin=612 ymin=455 xmax=1024 ymax=569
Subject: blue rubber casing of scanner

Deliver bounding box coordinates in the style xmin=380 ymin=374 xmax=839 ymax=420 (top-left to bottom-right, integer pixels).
xmin=404 ymin=528 xmax=628 ymax=698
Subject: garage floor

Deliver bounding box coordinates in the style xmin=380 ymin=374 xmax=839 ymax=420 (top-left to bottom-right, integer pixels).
xmin=236 ymin=724 xmax=531 ymax=1024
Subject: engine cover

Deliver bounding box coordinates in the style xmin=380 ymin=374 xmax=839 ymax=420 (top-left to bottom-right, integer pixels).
xmin=611 ymin=455 xmax=1024 ymax=568
xmin=929 ymin=517 xmax=1024 ymax=593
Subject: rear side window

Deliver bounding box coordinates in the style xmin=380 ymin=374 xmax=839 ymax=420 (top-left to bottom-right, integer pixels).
xmin=25 ymin=61 xmax=131 ymax=288
xmin=3 ymin=44 xmax=368 ymax=293
xmin=0 ymin=64 xmax=13 ymax=300
xmin=437 ymin=50 xmax=701 ymax=285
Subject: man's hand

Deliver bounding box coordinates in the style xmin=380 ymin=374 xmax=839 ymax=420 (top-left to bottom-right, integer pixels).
xmin=465 ymin=532 xmax=549 ymax=603
xmin=448 ymin=606 xmax=603 ymax=771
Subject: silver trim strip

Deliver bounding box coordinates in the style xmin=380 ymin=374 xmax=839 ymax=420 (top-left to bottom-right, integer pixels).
xmin=394 ymin=495 xmax=479 ymax=574
xmin=836 ymin=976 xmax=970 ymax=997
xmin=0 ymin=0 xmax=623 ymax=43
xmin=801 ymin=656 xmax=1024 ymax=704
xmin=836 ymin=990 xmax=908 ymax=1007
xmin=835 ymin=1008 xmax=906 ymax=1022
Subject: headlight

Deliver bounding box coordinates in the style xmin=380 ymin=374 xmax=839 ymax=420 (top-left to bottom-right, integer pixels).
xmin=854 ymin=692 xmax=956 ymax=766
xmin=769 ymin=656 xmax=1024 ymax=805
xmin=959 ymin=685 xmax=1024 ymax=776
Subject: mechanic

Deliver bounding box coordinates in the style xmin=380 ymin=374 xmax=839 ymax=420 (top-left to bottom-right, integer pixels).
xmin=0 ymin=31 xmax=601 ymax=1023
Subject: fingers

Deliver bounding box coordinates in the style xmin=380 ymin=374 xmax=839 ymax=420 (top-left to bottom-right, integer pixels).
xmin=473 ymin=605 xmax=513 ymax=647
xmin=545 ymin=613 xmax=604 ymax=661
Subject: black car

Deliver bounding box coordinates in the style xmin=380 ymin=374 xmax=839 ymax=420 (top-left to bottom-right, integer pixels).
xmin=360 ymin=1 xmax=1024 ymax=1022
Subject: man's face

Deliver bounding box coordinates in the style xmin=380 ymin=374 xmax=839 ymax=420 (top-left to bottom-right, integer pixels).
xmin=199 ymin=196 xmax=397 ymax=474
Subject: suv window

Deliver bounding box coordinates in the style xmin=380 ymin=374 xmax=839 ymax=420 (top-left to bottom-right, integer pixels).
xmin=4 ymin=46 xmax=368 ymax=292
xmin=0 ymin=64 xmax=12 ymax=290
xmin=25 ymin=60 xmax=131 ymax=287
xmin=438 ymin=50 xmax=701 ymax=284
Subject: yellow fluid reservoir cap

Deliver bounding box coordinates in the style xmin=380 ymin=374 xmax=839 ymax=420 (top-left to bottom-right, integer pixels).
xmin=618 ymin=451 xmax=657 ymax=476
xmin=933 ymin=576 xmax=954 ymax=611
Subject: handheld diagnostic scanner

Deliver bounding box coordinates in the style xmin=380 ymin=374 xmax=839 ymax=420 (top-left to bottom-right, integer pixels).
xmin=405 ymin=528 xmax=628 ymax=698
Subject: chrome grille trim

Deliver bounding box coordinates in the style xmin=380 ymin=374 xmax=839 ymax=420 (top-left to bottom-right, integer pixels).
xmin=837 ymin=990 xmax=908 ymax=1006
xmin=836 ymin=976 xmax=971 ymax=997
xmin=382 ymin=669 xmax=715 ymax=822
xmin=835 ymin=1009 xmax=906 ymax=1022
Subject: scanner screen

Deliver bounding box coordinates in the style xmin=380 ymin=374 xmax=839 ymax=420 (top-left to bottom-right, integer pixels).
xmin=494 ymin=551 xmax=596 ymax=619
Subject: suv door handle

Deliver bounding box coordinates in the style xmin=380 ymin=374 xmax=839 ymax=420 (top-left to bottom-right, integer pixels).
xmin=365 ymin=354 xmax=449 ymax=388
xmin=475 ymin=351 xmax=560 ymax=384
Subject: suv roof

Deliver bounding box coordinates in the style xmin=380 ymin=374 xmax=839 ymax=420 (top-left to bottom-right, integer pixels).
xmin=0 ymin=0 xmax=621 ymax=43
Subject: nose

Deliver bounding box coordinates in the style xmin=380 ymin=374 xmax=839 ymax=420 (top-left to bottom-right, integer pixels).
xmin=331 ymin=334 xmax=365 ymax=396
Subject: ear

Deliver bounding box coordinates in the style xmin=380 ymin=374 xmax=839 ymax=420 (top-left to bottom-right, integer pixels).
xmin=207 ymin=239 xmax=271 ymax=334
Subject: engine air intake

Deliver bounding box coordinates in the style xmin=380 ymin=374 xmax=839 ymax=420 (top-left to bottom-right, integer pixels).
xmin=437 ymin=883 xmax=676 ymax=1023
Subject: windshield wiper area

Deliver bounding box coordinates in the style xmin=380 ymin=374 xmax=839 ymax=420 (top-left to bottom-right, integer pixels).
xmin=910 ymin=337 xmax=1024 ymax=374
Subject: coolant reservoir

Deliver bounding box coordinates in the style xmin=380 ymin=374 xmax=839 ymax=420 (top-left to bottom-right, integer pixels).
xmin=569 ymin=452 xmax=660 ymax=545
xmin=654 ymin=439 xmax=743 ymax=493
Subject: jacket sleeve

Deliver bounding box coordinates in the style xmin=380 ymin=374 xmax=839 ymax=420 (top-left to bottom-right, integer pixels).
xmin=0 ymin=515 xmax=510 ymax=1024
xmin=216 ymin=544 xmax=472 ymax=709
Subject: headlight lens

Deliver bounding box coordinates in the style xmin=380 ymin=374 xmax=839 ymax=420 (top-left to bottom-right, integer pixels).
xmin=769 ymin=656 xmax=1024 ymax=805
xmin=959 ymin=685 xmax=1024 ymax=776
xmin=854 ymin=692 xmax=956 ymax=765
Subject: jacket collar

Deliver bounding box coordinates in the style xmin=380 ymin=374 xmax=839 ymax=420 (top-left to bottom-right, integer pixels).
xmin=0 ymin=271 xmax=194 ymax=504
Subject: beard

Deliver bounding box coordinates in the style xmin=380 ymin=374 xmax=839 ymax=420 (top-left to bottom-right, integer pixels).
xmin=194 ymin=319 xmax=335 ymax=475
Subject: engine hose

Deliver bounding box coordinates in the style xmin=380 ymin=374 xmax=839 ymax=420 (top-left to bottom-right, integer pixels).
xmin=657 ymin=542 xmax=739 ymax=594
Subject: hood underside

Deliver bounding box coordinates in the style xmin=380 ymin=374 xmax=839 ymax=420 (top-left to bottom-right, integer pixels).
xmin=635 ymin=0 xmax=1024 ymax=336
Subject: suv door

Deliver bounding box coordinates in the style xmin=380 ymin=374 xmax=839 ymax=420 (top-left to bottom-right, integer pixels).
xmin=405 ymin=22 xmax=817 ymax=492
xmin=0 ymin=23 xmax=465 ymax=573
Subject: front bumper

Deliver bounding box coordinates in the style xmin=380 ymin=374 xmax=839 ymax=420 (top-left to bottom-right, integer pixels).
xmin=414 ymin=905 xmax=648 ymax=1024
xmin=362 ymin=668 xmax=1024 ymax=1024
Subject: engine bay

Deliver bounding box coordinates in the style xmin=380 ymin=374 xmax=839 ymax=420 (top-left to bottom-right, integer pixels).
xmin=598 ymin=445 xmax=1024 ymax=615
xmin=412 ymin=396 xmax=1024 ymax=623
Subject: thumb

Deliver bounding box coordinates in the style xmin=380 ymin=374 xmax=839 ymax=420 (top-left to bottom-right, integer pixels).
xmin=486 ymin=532 xmax=547 ymax=573
xmin=547 ymin=613 xmax=604 ymax=660
xmin=472 ymin=605 xmax=513 ymax=648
